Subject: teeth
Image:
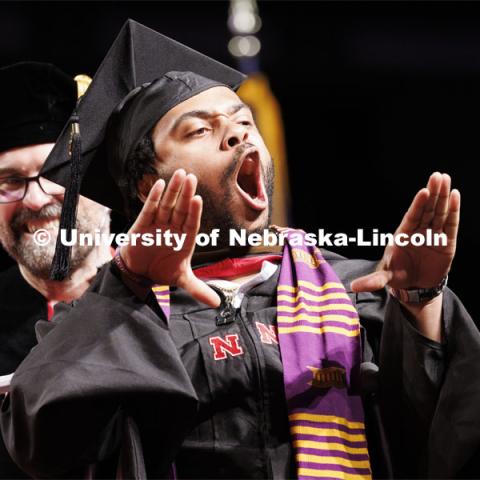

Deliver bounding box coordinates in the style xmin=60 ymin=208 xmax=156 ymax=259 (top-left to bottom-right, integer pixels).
xmin=25 ymin=220 xmax=58 ymax=233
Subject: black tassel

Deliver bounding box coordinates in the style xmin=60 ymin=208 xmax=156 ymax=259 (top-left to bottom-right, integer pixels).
xmin=49 ymin=112 xmax=82 ymax=281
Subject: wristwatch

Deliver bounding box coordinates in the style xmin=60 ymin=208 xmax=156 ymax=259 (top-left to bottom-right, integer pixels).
xmin=389 ymin=276 xmax=448 ymax=304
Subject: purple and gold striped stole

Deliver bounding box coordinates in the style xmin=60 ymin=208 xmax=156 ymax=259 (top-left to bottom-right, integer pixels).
xmin=152 ymin=285 xmax=170 ymax=318
xmin=150 ymin=232 xmax=371 ymax=479
xmin=277 ymin=228 xmax=371 ymax=480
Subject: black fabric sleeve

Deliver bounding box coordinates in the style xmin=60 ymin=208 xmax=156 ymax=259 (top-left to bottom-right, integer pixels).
xmin=428 ymin=289 xmax=480 ymax=478
xmin=377 ymin=288 xmax=480 ymax=478
xmin=0 ymin=263 xmax=198 ymax=479
xmin=377 ymin=293 xmax=446 ymax=478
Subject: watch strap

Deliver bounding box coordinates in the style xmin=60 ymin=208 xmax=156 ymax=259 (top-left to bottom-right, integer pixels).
xmin=113 ymin=247 xmax=154 ymax=288
xmin=389 ymin=275 xmax=448 ymax=304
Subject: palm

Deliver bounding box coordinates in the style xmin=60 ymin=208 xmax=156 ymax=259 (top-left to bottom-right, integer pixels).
xmin=352 ymin=172 xmax=460 ymax=292
xmin=134 ymin=222 xmax=194 ymax=286
xmin=121 ymin=169 xmax=220 ymax=307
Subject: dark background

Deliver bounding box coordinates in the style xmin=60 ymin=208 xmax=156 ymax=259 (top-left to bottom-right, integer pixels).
xmin=0 ymin=1 xmax=478 ymax=321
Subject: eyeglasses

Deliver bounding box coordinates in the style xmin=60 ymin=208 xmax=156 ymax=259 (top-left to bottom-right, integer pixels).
xmin=0 ymin=175 xmax=65 ymax=204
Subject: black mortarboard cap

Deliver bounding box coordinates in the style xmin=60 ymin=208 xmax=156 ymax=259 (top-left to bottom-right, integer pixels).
xmin=40 ymin=19 xmax=246 ymax=280
xmin=0 ymin=62 xmax=76 ymax=152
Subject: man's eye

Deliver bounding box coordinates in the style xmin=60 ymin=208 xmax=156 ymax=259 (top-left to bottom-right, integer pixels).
xmin=0 ymin=178 xmax=23 ymax=188
xmin=239 ymin=120 xmax=253 ymax=126
xmin=188 ymin=127 xmax=209 ymax=137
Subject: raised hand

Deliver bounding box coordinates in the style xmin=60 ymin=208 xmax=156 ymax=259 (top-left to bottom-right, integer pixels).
xmin=351 ymin=172 xmax=460 ymax=293
xmin=120 ymin=169 xmax=220 ymax=308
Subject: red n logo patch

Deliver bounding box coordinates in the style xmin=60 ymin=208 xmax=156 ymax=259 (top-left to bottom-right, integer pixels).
xmin=256 ymin=322 xmax=278 ymax=345
xmin=209 ymin=334 xmax=244 ymax=360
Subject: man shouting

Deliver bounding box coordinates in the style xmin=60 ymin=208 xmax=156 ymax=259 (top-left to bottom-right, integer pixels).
xmin=2 ymin=21 xmax=479 ymax=480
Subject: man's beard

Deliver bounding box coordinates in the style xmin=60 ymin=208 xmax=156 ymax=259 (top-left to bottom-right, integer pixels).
xmin=0 ymin=202 xmax=101 ymax=279
xmin=196 ymin=144 xmax=275 ymax=249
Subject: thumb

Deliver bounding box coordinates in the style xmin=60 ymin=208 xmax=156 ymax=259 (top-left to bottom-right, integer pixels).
xmin=351 ymin=270 xmax=392 ymax=293
xmin=178 ymin=270 xmax=221 ymax=308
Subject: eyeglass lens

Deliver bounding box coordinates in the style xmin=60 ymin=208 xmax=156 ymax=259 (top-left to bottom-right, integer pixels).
xmin=0 ymin=176 xmax=65 ymax=204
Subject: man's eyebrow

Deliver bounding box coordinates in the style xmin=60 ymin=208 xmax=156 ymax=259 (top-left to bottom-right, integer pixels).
xmin=171 ymin=103 xmax=251 ymax=132
xmin=0 ymin=168 xmax=20 ymax=178
xmin=171 ymin=110 xmax=211 ymax=132
xmin=227 ymin=102 xmax=251 ymax=116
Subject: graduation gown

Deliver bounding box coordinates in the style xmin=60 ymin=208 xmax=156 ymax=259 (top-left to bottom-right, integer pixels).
xmin=0 ymin=266 xmax=48 ymax=376
xmin=0 ymin=265 xmax=47 ymax=480
xmin=1 ymin=250 xmax=479 ymax=479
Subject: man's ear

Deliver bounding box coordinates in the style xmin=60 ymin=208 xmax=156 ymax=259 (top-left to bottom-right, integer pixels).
xmin=137 ymin=174 xmax=159 ymax=203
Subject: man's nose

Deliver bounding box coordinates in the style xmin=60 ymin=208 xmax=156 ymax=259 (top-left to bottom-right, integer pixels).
xmin=221 ymin=123 xmax=249 ymax=150
xmin=21 ymin=180 xmax=53 ymax=211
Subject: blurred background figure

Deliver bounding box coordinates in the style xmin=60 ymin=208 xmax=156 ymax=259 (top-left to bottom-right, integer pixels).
xmin=0 ymin=62 xmax=111 ymax=479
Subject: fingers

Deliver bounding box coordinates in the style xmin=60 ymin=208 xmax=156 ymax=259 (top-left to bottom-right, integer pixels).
xmin=156 ymin=169 xmax=187 ymax=225
xmin=396 ymin=188 xmax=429 ymax=234
xmin=421 ymin=173 xmax=461 ymax=237
xmin=179 ymin=196 xmax=203 ymax=255
xmin=350 ymin=270 xmax=393 ymax=292
xmin=170 ymin=174 xmax=198 ymax=230
xmin=132 ymin=178 xmax=165 ymax=229
xmin=131 ymin=169 xmax=197 ymax=230
xmin=183 ymin=194 xmax=203 ymax=239
xmin=397 ymin=172 xmax=459 ymax=235
xmin=155 ymin=170 xmax=202 ymax=233
xmin=444 ymin=188 xmax=461 ymax=240
xmin=419 ymin=172 xmax=442 ymax=228
xmin=430 ymin=174 xmax=451 ymax=230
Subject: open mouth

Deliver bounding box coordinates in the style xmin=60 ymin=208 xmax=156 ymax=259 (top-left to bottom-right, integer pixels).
xmin=235 ymin=149 xmax=268 ymax=211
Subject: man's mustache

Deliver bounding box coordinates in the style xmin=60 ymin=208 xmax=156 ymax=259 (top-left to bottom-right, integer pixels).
xmin=11 ymin=203 xmax=62 ymax=232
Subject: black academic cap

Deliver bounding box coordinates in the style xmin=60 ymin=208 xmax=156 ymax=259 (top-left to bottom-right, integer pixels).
xmin=0 ymin=62 xmax=76 ymax=152
xmin=41 ymin=19 xmax=246 ymax=212
xmin=40 ymin=19 xmax=246 ymax=280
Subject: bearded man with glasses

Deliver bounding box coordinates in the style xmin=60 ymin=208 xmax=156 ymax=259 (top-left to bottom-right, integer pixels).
xmin=0 ymin=62 xmax=111 ymax=479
